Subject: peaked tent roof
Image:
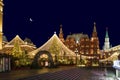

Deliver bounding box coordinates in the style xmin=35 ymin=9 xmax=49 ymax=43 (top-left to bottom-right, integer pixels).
xmin=6 ymin=35 xmax=25 ymax=45
xmin=28 ymin=33 xmax=76 ymax=58
xmin=99 ymin=52 xmax=120 ymax=62
xmin=0 ymin=35 xmax=36 ymax=54
xmin=100 ymin=45 xmax=120 ymax=62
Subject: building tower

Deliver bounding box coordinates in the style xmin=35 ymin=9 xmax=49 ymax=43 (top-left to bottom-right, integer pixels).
xmin=0 ymin=0 xmax=3 ymax=50
xmin=92 ymin=22 xmax=97 ymax=37
xmin=103 ymin=28 xmax=110 ymax=50
xmin=59 ymin=24 xmax=65 ymax=43
xmin=91 ymin=22 xmax=100 ymax=54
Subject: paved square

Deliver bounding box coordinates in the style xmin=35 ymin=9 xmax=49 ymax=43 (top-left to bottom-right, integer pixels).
xmin=19 ymin=67 xmax=118 ymax=80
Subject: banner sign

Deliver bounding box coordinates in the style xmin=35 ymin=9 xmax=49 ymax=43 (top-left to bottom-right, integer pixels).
xmin=113 ymin=60 xmax=120 ymax=70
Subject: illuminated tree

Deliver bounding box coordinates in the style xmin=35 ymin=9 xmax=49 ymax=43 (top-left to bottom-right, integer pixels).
xmin=12 ymin=40 xmax=22 ymax=58
xmin=12 ymin=41 xmax=30 ymax=67
xmin=19 ymin=50 xmax=31 ymax=66
xmin=49 ymin=38 xmax=61 ymax=55
xmin=49 ymin=38 xmax=61 ymax=64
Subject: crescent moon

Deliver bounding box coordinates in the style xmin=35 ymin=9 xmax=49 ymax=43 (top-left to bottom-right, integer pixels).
xmin=30 ymin=18 xmax=33 ymax=22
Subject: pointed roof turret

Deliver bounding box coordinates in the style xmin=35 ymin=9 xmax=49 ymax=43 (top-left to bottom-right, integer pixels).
xmin=59 ymin=24 xmax=63 ymax=34
xmin=59 ymin=24 xmax=65 ymax=42
xmin=92 ymin=22 xmax=98 ymax=37
xmin=93 ymin=22 xmax=97 ymax=32
xmin=103 ymin=27 xmax=110 ymax=50
xmin=105 ymin=27 xmax=109 ymax=38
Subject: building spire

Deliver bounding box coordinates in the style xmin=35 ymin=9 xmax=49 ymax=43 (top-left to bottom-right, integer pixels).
xmin=60 ymin=24 xmax=63 ymax=34
xmin=93 ymin=22 xmax=96 ymax=32
xmin=91 ymin=22 xmax=100 ymax=55
xmin=92 ymin=22 xmax=97 ymax=37
xmin=59 ymin=24 xmax=64 ymax=43
xmin=105 ymin=27 xmax=109 ymax=38
xmin=103 ymin=27 xmax=110 ymax=50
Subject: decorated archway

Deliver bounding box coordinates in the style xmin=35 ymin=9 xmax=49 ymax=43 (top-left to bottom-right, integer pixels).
xmin=31 ymin=50 xmax=54 ymax=69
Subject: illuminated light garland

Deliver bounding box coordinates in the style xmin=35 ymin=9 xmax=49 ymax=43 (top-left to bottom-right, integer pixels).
xmin=99 ymin=45 xmax=120 ymax=62
xmin=99 ymin=52 xmax=120 ymax=62
xmin=28 ymin=33 xmax=76 ymax=58
xmin=5 ymin=35 xmax=25 ymax=46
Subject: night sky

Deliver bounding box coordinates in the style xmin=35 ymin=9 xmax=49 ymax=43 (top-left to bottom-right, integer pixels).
xmin=3 ymin=0 xmax=120 ymax=49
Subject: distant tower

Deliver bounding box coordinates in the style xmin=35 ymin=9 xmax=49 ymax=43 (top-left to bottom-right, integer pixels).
xmin=103 ymin=27 xmax=110 ymax=50
xmin=91 ymin=22 xmax=100 ymax=54
xmin=92 ymin=22 xmax=97 ymax=37
xmin=59 ymin=24 xmax=65 ymax=43
xmin=0 ymin=0 xmax=3 ymax=50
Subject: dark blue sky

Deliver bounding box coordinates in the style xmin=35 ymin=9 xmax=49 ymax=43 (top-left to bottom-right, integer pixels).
xmin=3 ymin=0 xmax=120 ymax=49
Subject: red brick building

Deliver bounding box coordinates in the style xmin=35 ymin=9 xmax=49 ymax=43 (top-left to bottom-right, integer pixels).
xmin=59 ymin=22 xmax=100 ymax=66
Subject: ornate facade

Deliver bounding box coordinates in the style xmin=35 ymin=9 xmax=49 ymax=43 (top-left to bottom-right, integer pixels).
xmin=59 ymin=22 xmax=100 ymax=66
